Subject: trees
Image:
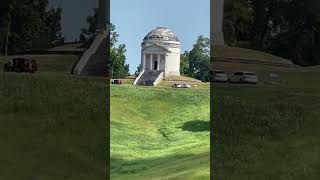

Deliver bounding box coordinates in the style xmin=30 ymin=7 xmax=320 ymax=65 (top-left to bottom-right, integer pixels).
xmin=268 ymin=0 xmax=320 ymax=65
xmin=223 ymin=0 xmax=253 ymax=47
xmin=45 ymin=7 xmax=63 ymax=45
xmin=110 ymin=44 xmax=129 ymax=78
xmin=109 ymin=24 xmax=129 ymax=79
xmin=33 ymin=6 xmax=64 ymax=49
xmin=224 ymin=0 xmax=320 ymax=66
xmin=180 ymin=51 xmax=189 ymax=76
xmin=134 ymin=64 xmax=142 ymax=77
xmin=0 ymin=0 xmax=63 ymax=54
xmin=79 ymin=9 xmax=98 ymax=42
xmin=181 ymin=36 xmax=210 ymax=82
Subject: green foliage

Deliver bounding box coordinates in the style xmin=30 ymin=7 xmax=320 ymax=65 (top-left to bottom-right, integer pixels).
xmin=268 ymin=0 xmax=320 ymax=66
xmin=0 ymin=0 xmax=63 ymax=54
xmin=110 ymin=24 xmax=129 ymax=79
xmin=33 ymin=7 xmax=64 ymax=49
xmin=223 ymin=0 xmax=253 ymax=47
xmin=181 ymin=36 xmax=210 ymax=82
xmin=224 ymin=0 xmax=320 ymax=66
xmin=110 ymin=23 xmax=119 ymax=48
xmin=134 ymin=63 xmax=142 ymax=77
xmin=79 ymin=9 xmax=98 ymax=42
xmin=45 ymin=7 xmax=63 ymax=45
xmin=110 ymin=44 xmax=129 ymax=78
xmin=180 ymin=51 xmax=189 ymax=76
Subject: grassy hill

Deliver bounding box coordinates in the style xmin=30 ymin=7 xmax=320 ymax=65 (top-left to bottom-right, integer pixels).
xmin=1 ymin=44 xmax=320 ymax=180
xmin=0 ymin=53 xmax=108 ymax=179
xmin=213 ymin=46 xmax=298 ymax=72
xmin=0 ymin=52 xmax=210 ymax=179
xmin=212 ymin=46 xmax=320 ymax=179
xmin=213 ymin=69 xmax=320 ymax=179
xmin=213 ymin=46 xmax=293 ymax=64
xmin=110 ymin=84 xmax=210 ymax=179
xmin=110 ymin=63 xmax=320 ymax=180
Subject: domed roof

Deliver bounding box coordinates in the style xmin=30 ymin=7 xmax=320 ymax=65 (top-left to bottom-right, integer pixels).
xmin=143 ymin=27 xmax=180 ymax=42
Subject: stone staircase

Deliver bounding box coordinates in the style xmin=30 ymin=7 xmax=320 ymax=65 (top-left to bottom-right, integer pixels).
xmin=134 ymin=70 xmax=163 ymax=86
xmin=72 ymin=31 xmax=108 ymax=76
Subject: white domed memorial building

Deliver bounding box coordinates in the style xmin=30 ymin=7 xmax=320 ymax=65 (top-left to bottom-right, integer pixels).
xmin=133 ymin=27 xmax=181 ymax=86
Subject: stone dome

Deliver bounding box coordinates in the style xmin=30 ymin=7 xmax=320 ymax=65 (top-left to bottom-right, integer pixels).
xmin=143 ymin=27 xmax=180 ymax=42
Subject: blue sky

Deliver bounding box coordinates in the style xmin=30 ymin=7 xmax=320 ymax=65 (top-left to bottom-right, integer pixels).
xmin=49 ymin=0 xmax=98 ymax=41
xmin=111 ymin=0 xmax=210 ymax=73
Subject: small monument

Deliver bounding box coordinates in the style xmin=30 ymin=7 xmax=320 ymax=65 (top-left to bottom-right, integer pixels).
xmin=133 ymin=27 xmax=181 ymax=86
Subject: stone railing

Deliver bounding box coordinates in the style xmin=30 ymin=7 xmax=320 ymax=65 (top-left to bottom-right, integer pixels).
xmin=153 ymin=71 xmax=164 ymax=86
xmin=73 ymin=31 xmax=107 ymax=75
xmin=133 ymin=69 xmax=145 ymax=85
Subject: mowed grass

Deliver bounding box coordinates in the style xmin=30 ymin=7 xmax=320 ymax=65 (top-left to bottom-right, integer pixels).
xmin=0 ymin=72 xmax=108 ymax=180
xmin=212 ymin=70 xmax=320 ymax=179
xmin=110 ymin=85 xmax=210 ymax=179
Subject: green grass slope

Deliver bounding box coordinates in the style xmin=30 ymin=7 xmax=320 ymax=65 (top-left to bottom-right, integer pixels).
xmin=213 ymin=46 xmax=298 ymax=72
xmin=110 ymin=85 xmax=210 ymax=179
xmin=213 ymin=70 xmax=320 ymax=179
xmin=213 ymin=46 xmax=293 ymax=64
xmin=0 ymin=69 xmax=107 ymax=178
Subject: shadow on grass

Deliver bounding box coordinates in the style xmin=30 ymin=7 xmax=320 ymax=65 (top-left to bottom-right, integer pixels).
xmin=181 ymin=120 xmax=210 ymax=132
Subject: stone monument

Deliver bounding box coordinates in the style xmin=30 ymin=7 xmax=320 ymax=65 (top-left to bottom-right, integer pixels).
xmin=133 ymin=27 xmax=181 ymax=86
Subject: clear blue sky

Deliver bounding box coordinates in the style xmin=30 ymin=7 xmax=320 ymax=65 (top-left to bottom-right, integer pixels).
xmin=111 ymin=0 xmax=210 ymax=73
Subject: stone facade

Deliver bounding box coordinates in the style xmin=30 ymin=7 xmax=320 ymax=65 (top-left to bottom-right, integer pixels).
xmin=141 ymin=27 xmax=181 ymax=78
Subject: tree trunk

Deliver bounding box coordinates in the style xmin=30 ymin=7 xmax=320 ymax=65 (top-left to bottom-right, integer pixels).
xmin=5 ymin=21 xmax=10 ymax=57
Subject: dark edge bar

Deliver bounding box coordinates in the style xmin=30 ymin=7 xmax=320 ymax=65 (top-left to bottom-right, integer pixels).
xmin=105 ymin=0 xmax=111 ymax=179
xmin=210 ymin=0 xmax=214 ymax=179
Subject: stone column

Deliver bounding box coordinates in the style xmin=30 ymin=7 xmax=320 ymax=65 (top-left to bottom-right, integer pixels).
xmin=157 ymin=54 xmax=160 ymax=70
xmin=142 ymin=53 xmax=145 ymax=69
xmin=150 ymin=54 xmax=153 ymax=70
xmin=212 ymin=0 xmax=225 ymax=46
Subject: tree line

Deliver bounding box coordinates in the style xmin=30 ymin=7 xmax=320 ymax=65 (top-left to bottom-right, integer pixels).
xmin=0 ymin=0 xmax=63 ymax=55
xmin=224 ymin=0 xmax=320 ymax=66
xmin=180 ymin=36 xmax=210 ymax=82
